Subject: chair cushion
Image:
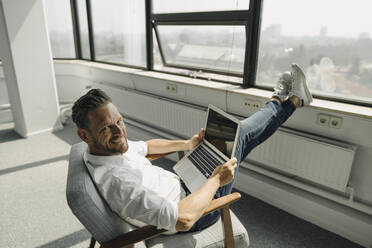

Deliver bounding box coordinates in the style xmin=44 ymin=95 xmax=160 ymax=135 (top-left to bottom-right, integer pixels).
xmin=146 ymin=210 xmax=249 ymax=248
xmin=66 ymin=142 xmax=146 ymax=248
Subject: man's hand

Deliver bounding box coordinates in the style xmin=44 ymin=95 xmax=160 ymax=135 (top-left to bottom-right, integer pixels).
xmin=211 ymin=158 xmax=237 ymax=187
xmin=187 ymin=128 xmax=205 ymax=150
xmin=176 ymin=156 xmax=237 ymax=231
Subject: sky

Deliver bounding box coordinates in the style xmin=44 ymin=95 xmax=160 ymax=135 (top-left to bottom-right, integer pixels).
xmin=262 ymin=0 xmax=372 ymax=38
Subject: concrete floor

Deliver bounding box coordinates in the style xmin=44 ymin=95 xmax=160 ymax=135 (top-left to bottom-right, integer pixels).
xmin=0 ymin=122 xmax=90 ymax=248
xmin=0 ymin=119 xmax=363 ymax=248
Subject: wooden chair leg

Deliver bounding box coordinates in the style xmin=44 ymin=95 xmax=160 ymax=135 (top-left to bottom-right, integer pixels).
xmin=221 ymin=206 xmax=235 ymax=248
xmin=89 ymin=237 xmax=96 ymax=248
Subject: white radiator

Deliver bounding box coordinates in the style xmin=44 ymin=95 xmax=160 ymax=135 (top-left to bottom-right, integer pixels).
xmin=245 ymin=129 xmax=357 ymax=192
xmin=97 ymin=82 xmax=357 ymax=193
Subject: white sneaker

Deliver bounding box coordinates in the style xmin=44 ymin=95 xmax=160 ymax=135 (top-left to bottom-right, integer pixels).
xmin=272 ymin=71 xmax=293 ymax=102
xmin=290 ymin=63 xmax=313 ymax=107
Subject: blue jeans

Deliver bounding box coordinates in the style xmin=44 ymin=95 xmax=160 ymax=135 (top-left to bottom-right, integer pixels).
xmin=188 ymin=100 xmax=296 ymax=232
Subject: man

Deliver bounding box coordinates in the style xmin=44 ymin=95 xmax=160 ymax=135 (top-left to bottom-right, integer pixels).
xmin=71 ymin=64 xmax=312 ymax=233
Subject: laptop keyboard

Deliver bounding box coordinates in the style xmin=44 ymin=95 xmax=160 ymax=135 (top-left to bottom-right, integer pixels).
xmin=188 ymin=144 xmax=226 ymax=178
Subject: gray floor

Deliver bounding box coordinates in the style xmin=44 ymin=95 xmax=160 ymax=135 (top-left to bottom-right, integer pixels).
xmin=0 ymin=119 xmax=363 ymax=248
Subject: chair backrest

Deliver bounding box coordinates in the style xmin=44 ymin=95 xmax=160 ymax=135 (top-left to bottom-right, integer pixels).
xmin=66 ymin=142 xmax=137 ymax=244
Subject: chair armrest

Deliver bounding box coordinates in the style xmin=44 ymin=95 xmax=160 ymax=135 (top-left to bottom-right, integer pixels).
xmin=101 ymin=192 xmax=241 ymax=248
xmin=146 ymin=151 xmax=185 ymax=162
xmin=203 ymin=192 xmax=241 ymax=216
xmin=145 ymin=152 xmax=172 ymax=161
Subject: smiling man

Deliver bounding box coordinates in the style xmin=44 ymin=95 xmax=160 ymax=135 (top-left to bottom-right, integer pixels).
xmin=72 ymin=88 xmax=233 ymax=233
xmin=71 ymin=64 xmax=313 ymax=234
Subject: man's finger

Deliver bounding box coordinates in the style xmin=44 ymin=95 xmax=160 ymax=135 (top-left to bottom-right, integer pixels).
xmin=199 ymin=128 xmax=204 ymax=138
xmin=228 ymin=157 xmax=237 ymax=164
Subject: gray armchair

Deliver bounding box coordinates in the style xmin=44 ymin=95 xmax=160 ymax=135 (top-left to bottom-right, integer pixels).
xmin=66 ymin=142 xmax=249 ymax=248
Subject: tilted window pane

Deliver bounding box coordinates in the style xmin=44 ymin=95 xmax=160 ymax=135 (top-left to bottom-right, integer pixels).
xmin=45 ymin=0 xmax=75 ymax=58
xmin=153 ymin=0 xmax=249 ymax=13
xmin=76 ymin=0 xmax=90 ymax=59
xmin=157 ymin=25 xmax=246 ymax=75
xmin=257 ymin=0 xmax=372 ymax=103
xmin=90 ymin=0 xmax=146 ymax=67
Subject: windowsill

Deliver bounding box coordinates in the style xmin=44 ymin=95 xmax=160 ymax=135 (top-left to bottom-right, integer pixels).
xmin=54 ymin=60 xmax=372 ymax=119
xmin=231 ymin=87 xmax=372 ymax=119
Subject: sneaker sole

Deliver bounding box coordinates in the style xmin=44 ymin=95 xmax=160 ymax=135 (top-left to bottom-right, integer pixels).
xmin=292 ymin=64 xmax=313 ymax=104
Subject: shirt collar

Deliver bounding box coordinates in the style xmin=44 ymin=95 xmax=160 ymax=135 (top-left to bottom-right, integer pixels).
xmin=84 ymin=147 xmax=124 ymax=167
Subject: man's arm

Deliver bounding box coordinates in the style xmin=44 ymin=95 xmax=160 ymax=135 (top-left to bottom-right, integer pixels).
xmin=146 ymin=128 xmax=204 ymax=155
xmin=175 ymin=158 xmax=237 ymax=231
xmin=146 ymin=139 xmax=188 ymax=155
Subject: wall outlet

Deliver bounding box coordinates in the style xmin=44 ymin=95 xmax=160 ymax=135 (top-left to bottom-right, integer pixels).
xmin=317 ymin=113 xmax=343 ymax=129
xmin=317 ymin=114 xmax=330 ymax=126
xmin=166 ymin=83 xmax=177 ymax=93
xmin=329 ymin=116 xmax=342 ymax=129
xmin=244 ymin=98 xmax=262 ymax=112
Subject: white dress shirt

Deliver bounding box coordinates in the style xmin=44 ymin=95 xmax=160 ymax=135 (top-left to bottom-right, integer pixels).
xmin=84 ymin=140 xmax=184 ymax=233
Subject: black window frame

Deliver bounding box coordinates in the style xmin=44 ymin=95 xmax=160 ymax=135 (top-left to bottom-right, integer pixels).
xmin=150 ymin=7 xmax=258 ymax=87
xmin=69 ymin=0 xmax=262 ymax=85
xmin=67 ymin=0 xmax=372 ymax=107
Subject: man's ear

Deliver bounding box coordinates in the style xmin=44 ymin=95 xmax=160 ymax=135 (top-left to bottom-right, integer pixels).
xmin=77 ymin=128 xmax=90 ymax=143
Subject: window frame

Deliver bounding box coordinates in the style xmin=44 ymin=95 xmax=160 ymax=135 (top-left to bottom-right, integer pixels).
xmin=87 ymin=0 xmax=148 ymax=69
xmin=153 ymin=23 xmax=246 ymax=77
xmin=67 ymin=0 xmax=372 ymax=107
xmin=151 ymin=9 xmax=255 ymax=86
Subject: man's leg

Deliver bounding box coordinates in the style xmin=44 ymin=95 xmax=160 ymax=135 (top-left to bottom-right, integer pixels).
xmin=217 ymin=63 xmax=312 ymax=196
xmin=188 ymin=64 xmax=312 ymax=232
xmin=216 ymin=97 xmax=297 ymax=197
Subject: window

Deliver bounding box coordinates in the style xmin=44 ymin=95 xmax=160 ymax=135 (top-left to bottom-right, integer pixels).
xmin=45 ymin=0 xmax=76 ymax=58
xmin=90 ymin=0 xmax=146 ymax=67
xmin=156 ymin=25 xmax=246 ymax=75
xmin=152 ymin=1 xmax=250 ymax=84
xmin=76 ymin=0 xmax=91 ymax=60
xmin=256 ymin=0 xmax=372 ymax=103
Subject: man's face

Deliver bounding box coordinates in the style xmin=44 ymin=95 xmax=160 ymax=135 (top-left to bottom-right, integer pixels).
xmin=84 ymin=102 xmax=128 ymax=156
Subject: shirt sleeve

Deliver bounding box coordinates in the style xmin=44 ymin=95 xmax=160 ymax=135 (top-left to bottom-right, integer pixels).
xmin=128 ymin=140 xmax=148 ymax=156
xmin=98 ymin=168 xmax=178 ymax=232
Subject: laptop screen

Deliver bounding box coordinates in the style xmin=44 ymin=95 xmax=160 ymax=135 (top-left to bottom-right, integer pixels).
xmin=204 ymin=108 xmax=238 ymax=158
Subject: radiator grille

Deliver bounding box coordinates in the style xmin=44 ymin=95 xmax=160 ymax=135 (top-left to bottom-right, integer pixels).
xmin=246 ymin=129 xmax=356 ymax=192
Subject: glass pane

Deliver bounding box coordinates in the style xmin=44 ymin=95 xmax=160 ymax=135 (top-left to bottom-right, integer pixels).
xmin=45 ymin=0 xmax=76 ymax=58
xmin=154 ymin=34 xmax=243 ymax=84
xmin=90 ymin=0 xmax=146 ymax=67
xmin=157 ymin=25 xmax=246 ymax=75
xmin=257 ymin=0 xmax=372 ymax=103
xmin=76 ymin=0 xmax=90 ymax=59
xmin=0 ymin=67 xmax=10 ymax=105
xmin=153 ymin=0 xmax=249 ymax=13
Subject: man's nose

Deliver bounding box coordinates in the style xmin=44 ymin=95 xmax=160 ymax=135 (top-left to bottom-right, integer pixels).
xmin=112 ymin=124 xmax=124 ymax=135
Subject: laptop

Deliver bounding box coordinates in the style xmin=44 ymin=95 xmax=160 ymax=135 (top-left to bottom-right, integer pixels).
xmin=173 ymin=104 xmax=240 ymax=193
